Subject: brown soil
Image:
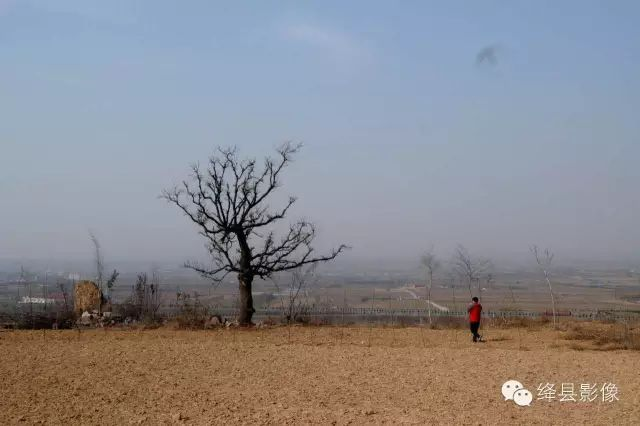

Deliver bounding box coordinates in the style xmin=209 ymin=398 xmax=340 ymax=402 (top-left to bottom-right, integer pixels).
xmin=1 ymin=326 xmax=638 ymax=425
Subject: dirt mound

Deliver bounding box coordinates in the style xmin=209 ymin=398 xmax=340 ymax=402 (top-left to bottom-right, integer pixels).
xmin=73 ymin=281 xmax=102 ymax=315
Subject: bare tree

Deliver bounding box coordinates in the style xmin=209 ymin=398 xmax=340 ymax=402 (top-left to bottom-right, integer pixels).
xmin=89 ymin=231 xmax=104 ymax=293
xmin=105 ymin=269 xmax=119 ymax=305
xmin=452 ymin=245 xmax=490 ymax=299
xmin=150 ymin=269 xmax=161 ymax=320
xmin=531 ymin=245 xmax=557 ymax=327
xmin=420 ymin=249 xmax=440 ymax=326
xmin=274 ymin=266 xmax=316 ymax=324
xmin=133 ymin=273 xmax=148 ymax=317
xmin=58 ymin=281 xmax=70 ymax=313
xmin=131 ymin=272 xmax=161 ymax=321
xmin=485 ymin=273 xmax=494 ymax=289
xmin=162 ymin=143 xmax=347 ymax=325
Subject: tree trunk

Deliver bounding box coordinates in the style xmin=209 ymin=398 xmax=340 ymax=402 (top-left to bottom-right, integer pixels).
xmin=238 ymin=272 xmax=255 ymax=325
xmin=427 ymin=270 xmax=432 ymax=326
xmin=236 ymin=231 xmax=255 ymax=326
xmin=543 ymin=270 xmax=557 ymax=328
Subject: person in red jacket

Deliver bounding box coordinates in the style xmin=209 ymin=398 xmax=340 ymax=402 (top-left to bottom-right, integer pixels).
xmin=468 ymin=296 xmax=483 ymax=342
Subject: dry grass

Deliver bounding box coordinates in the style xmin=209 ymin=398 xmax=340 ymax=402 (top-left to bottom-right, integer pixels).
xmin=487 ymin=316 xmax=551 ymax=329
xmin=489 ymin=335 xmax=512 ymax=342
xmin=567 ymin=342 xmax=587 ymax=351
xmin=562 ymin=321 xmax=640 ymax=351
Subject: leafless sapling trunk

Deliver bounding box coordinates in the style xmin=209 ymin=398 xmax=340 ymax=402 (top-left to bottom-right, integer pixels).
xmin=274 ymin=265 xmax=316 ymax=324
xmin=452 ymin=245 xmax=490 ymax=300
xmin=420 ymin=249 xmax=440 ymax=326
xmin=58 ymin=281 xmax=70 ymax=313
xmin=20 ymin=265 xmax=34 ymax=328
xmin=150 ymin=270 xmax=161 ymax=320
xmin=531 ymin=245 xmax=557 ymax=328
xmin=89 ymin=231 xmax=104 ymax=293
xmin=162 ymin=143 xmax=347 ymax=325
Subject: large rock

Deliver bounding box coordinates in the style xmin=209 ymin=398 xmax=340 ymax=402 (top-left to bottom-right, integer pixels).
xmin=204 ymin=315 xmax=222 ymax=329
xmin=79 ymin=311 xmax=93 ymax=325
xmin=74 ymin=281 xmax=102 ymax=315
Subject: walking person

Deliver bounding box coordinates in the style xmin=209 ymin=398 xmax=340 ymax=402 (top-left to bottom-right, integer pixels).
xmin=468 ymin=296 xmax=483 ymax=342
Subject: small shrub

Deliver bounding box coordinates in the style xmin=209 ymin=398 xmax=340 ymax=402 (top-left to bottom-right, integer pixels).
xmin=563 ymin=322 xmax=640 ymax=351
xmin=488 ymin=316 xmax=549 ymax=329
xmin=262 ymin=317 xmax=278 ymax=326
xmin=173 ymin=292 xmax=210 ymax=329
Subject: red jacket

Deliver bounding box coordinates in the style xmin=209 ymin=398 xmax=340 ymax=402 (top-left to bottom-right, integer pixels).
xmin=468 ymin=302 xmax=482 ymax=322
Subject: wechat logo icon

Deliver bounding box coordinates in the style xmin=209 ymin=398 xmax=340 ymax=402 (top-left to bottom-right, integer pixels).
xmin=502 ymin=380 xmax=533 ymax=407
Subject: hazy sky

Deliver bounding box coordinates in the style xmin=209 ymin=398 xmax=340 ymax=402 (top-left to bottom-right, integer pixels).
xmin=1 ymin=1 xmax=639 ymax=266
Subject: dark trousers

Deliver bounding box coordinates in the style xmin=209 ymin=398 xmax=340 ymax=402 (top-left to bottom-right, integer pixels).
xmin=470 ymin=321 xmax=481 ymax=342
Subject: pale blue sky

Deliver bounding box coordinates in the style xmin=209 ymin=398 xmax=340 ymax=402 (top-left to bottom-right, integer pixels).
xmin=1 ymin=1 xmax=639 ymax=265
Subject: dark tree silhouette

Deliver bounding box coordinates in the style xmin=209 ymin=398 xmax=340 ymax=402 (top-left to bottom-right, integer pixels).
xmin=162 ymin=142 xmax=347 ymax=325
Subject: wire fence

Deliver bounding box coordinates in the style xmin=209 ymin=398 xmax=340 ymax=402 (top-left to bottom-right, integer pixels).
xmin=2 ymin=291 xmax=640 ymax=329
xmin=175 ymin=305 xmax=640 ymax=324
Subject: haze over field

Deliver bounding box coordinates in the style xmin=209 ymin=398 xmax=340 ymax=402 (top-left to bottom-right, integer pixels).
xmin=2 ymin=1 xmax=639 ymax=267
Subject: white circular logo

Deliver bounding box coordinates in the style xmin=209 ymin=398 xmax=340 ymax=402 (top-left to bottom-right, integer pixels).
xmin=513 ymin=389 xmax=533 ymax=407
xmin=501 ymin=380 xmax=524 ymax=401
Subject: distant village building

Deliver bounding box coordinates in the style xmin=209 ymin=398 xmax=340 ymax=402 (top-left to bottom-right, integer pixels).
xmin=19 ymin=296 xmax=57 ymax=305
